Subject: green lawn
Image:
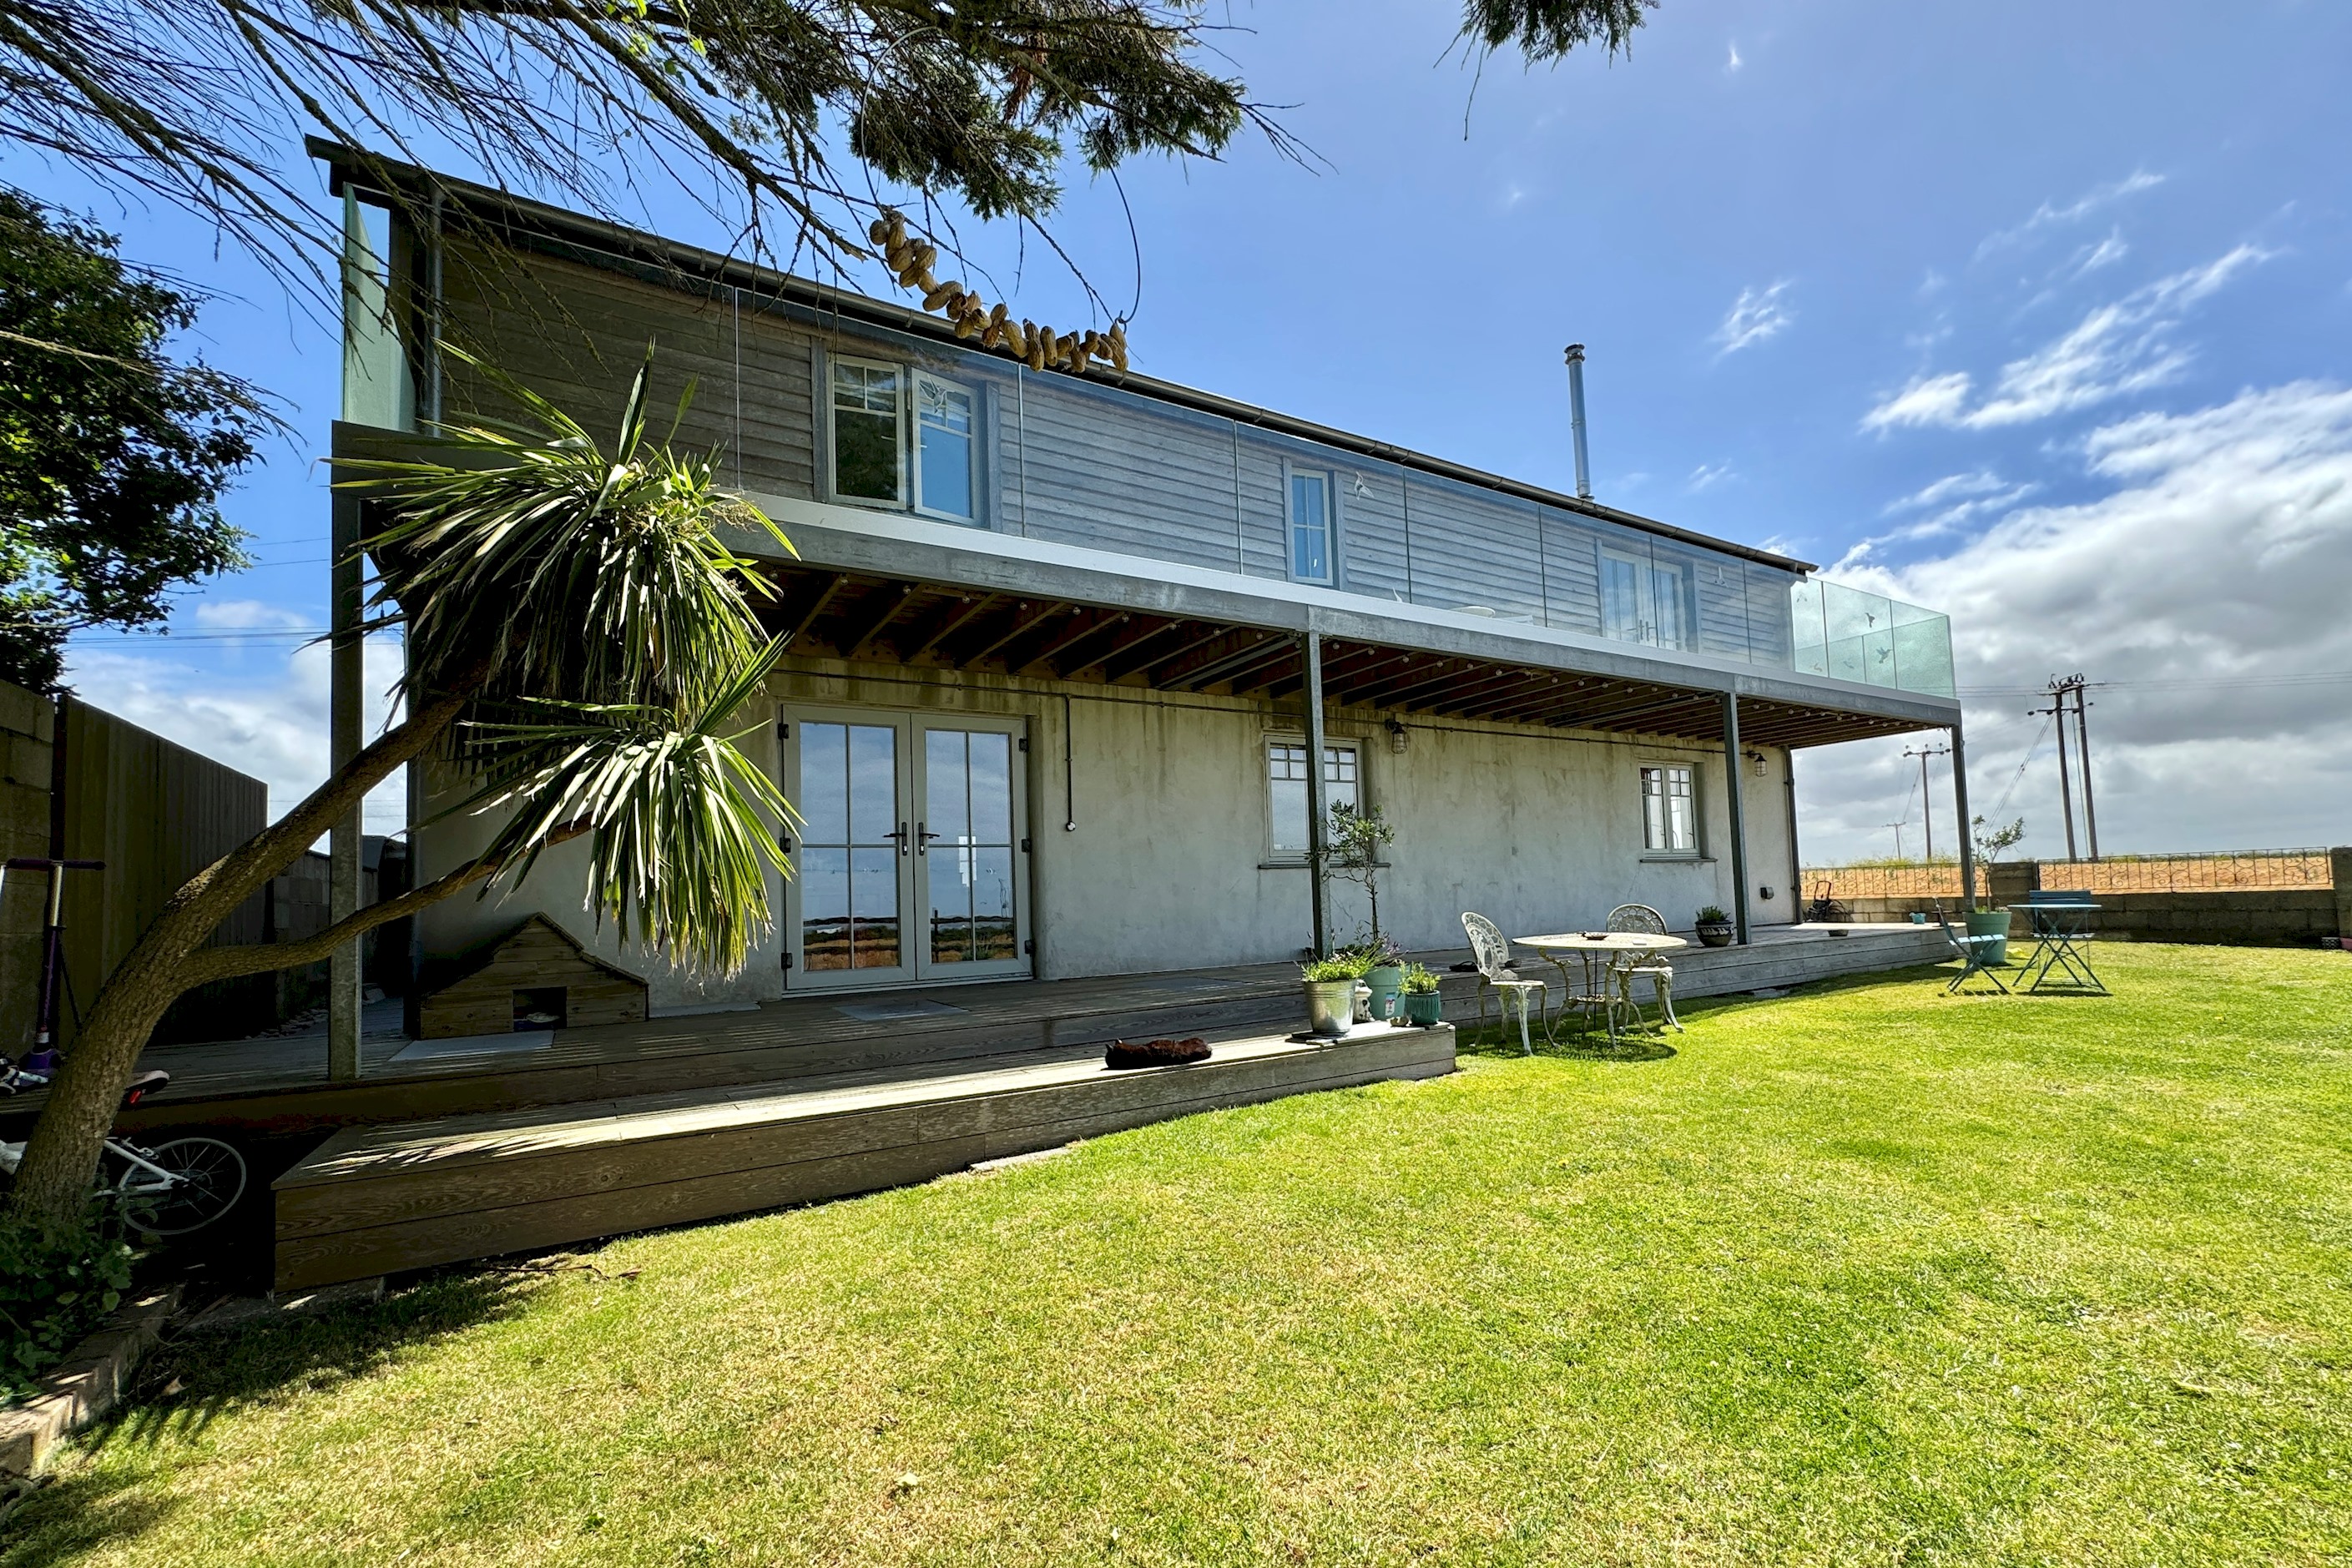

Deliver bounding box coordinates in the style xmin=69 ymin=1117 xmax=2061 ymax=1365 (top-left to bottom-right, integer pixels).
xmin=11 ymin=944 xmax=2351 ymax=1565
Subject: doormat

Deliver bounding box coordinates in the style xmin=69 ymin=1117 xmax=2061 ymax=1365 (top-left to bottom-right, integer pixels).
xmin=835 ymin=998 xmax=970 ymax=1023
xmin=390 ymin=1030 xmax=557 ymax=1064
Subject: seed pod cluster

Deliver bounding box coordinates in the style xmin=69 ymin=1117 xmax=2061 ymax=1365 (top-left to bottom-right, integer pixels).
xmin=866 ymin=209 xmax=1131 ymax=378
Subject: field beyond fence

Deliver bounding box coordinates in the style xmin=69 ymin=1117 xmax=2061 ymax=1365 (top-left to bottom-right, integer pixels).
xmin=1802 ymin=848 xmax=2335 ymax=902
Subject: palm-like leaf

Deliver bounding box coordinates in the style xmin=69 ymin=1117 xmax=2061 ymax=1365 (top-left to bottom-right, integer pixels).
xmin=456 ymin=638 xmax=797 ymax=976
xmin=337 ymin=344 xmax=793 ymax=708
xmin=337 ymin=345 xmax=800 ymax=976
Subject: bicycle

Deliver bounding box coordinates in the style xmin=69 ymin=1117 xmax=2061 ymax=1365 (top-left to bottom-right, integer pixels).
xmin=0 ymin=1061 xmax=247 ymax=1236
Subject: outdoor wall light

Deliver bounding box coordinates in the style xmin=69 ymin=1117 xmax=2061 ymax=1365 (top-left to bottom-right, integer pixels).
xmin=1746 ymin=749 xmax=1769 ymax=777
xmin=1385 ymin=716 xmax=1410 ymax=754
xmin=1759 ymin=885 xmax=1776 ymax=901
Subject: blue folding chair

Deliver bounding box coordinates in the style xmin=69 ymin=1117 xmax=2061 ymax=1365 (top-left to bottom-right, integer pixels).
xmin=1933 ymin=903 xmax=2009 ymax=995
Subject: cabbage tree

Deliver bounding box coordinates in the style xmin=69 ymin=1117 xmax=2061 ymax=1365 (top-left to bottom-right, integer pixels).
xmin=6 ymin=351 xmax=790 ymax=1225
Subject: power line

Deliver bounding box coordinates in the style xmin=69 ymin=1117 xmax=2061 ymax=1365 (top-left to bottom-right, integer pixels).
xmin=1959 ymin=670 xmax=2352 ymax=697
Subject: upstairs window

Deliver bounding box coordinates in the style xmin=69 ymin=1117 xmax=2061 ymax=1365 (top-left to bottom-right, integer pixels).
xmin=916 ymin=375 xmax=976 ymax=521
xmin=1268 ymin=739 xmax=1360 ymax=859
xmin=1289 ymin=470 xmax=1334 ymax=584
xmin=1640 ymin=764 xmax=1698 ymax=855
xmin=1601 ymin=547 xmax=1691 ymax=650
xmin=830 ymin=358 xmax=902 ymax=503
xmin=829 ymin=355 xmax=978 ymax=523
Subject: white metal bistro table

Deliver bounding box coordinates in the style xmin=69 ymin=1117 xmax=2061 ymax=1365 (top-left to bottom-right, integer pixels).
xmin=1517 ymin=931 xmax=1689 ymax=1041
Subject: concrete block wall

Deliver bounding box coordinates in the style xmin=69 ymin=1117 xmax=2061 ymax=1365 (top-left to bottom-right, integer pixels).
xmin=1823 ymin=859 xmax=2351 ymax=949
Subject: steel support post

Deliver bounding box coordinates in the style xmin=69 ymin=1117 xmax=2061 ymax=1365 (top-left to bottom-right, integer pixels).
xmin=1721 ymin=693 xmax=1750 ymax=945
xmin=1302 ymin=630 xmax=1331 ymax=960
xmin=1951 ymin=723 xmax=1976 ymax=910
xmin=328 ymin=491 xmax=365 ymax=1081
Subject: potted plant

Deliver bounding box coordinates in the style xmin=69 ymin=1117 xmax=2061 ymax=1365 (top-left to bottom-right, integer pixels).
xmin=1967 ymin=815 xmax=2027 ymax=965
xmin=1351 ymin=934 xmax=1408 ymax=1021
xmin=1320 ymin=804 xmax=1401 ymax=1012
xmin=1693 ymin=905 xmax=1735 ymax=947
xmin=1300 ymin=953 xmax=1368 ymax=1038
xmin=1398 ymin=962 xmax=1445 ymax=1026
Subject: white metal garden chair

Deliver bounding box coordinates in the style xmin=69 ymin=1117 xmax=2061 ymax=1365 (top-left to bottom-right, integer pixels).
xmin=1461 ymin=911 xmax=1550 ymax=1055
xmin=1605 ymin=903 xmax=1683 ymax=1033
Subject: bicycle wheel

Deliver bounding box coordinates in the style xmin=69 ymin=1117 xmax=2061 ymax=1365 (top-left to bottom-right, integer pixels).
xmin=113 ymin=1137 xmax=248 ymax=1235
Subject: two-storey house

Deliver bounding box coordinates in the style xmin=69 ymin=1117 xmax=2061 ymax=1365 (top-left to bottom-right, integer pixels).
xmin=322 ymin=144 xmax=1972 ymax=1016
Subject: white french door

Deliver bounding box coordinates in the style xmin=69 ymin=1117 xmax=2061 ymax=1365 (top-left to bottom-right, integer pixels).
xmin=780 ymin=707 xmax=1031 ymax=988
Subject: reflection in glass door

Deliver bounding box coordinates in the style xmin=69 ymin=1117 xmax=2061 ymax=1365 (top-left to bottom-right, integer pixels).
xmin=922 ymin=729 xmax=1019 ymax=968
xmin=784 ymin=711 xmax=1028 ymax=987
xmin=797 ymin=720 xmax=907 ymax=978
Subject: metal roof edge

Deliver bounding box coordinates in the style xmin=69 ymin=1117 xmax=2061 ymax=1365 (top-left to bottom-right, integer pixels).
xmin=309 ymin=138 xmax=1820 ymax=576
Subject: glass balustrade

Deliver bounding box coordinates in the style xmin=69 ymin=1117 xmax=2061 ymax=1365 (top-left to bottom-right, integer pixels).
xmin=346 ymin=227 xmax=1954 ymax=697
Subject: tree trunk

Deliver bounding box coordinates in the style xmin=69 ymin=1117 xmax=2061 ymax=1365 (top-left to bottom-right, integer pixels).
xmin=3 ymin=688 xmax=472 ymax=1226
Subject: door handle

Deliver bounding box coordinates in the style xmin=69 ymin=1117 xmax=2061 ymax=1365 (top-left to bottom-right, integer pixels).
xmin=916 ymin=820 xmax=941 ymax=855
xmin=889 ymin=821 xmax=911 ymax=856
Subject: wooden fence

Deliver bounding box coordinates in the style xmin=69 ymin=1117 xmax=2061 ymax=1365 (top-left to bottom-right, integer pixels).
xmin=1803 ymin=850 xmax=2333 ymax=902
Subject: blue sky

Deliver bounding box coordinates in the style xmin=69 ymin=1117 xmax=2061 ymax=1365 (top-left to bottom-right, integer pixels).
xmin=21 ymin=0 xmax=2352 ymax=863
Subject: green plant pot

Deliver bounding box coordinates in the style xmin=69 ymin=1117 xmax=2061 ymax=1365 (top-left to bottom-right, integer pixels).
xmin=1401 ymin=990 xmax=1445 ymax=1026
xmin=1364 ymin=965 xmax=1405 ymax=1021
xmin=1965 ymin=910 xmax=2011 ymax=966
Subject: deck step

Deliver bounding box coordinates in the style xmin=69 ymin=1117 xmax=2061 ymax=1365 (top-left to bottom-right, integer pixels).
xmin=271 ymin=1024 xmax=1457 ymax=1290
xmin=134 ymin=976 xmax=1305 ymax=1137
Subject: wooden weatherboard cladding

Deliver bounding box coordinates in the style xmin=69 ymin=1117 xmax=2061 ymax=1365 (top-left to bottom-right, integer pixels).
xmin=416 ymin=915 xmax=648 ymax=1041
xmin=760 ymin=564 xmax=1928 ymax=751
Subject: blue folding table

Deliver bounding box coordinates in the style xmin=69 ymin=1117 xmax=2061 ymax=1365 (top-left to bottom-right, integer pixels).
xmin=2006 ymin=891 xmax=2109 ymax=995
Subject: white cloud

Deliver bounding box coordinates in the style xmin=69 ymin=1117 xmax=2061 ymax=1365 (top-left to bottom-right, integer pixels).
xmin=1726 ymin=43 xmax=1743 ymax=73
xmin=1861 ymin=371 xmax=1973 ymax=432
xmin=1688 ymin=462 xmax=1734 ymax=492
xmin=1883 ymin=471 xmax=2010 ymax=514
xmin=1862 ymin=245 xmax=2269 ymax=432
xmin=2069 ymin=229 xmax=2129 ymax=278
xmin=1976 ymin=169 xmax=2167 ymax=258
xmin=192 ymin=599 xmax=313 ymax=632
xmin=1712 ymin=280 xmax=1794 ymax=356
xmin=63 ymin=635 xmax=408 ymax=836
xmin=1802 ymin=382 xmax=2352 ymax=861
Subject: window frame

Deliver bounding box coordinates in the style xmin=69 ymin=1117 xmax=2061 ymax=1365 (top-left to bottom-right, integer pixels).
xmin=1598 ymin=545 xmax=1694 ymax=652
xmin=1285 ymin=464 xmax=1339 ymax=587
xmin=911 ymin=367 xmax=981 ymax=524
xmin=1264 ymin=735 xmax=1362 ymax=864
xmin=1638 ymin=760 xmax=1702 ymax=859
xmin=825 ymin=352 xmax=909 ymax=510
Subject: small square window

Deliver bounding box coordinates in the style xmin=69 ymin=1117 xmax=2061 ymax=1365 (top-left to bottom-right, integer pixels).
xmin=1269 ymin=739 xmax=1360 ymax=857
xmin=1640 ymin=764 xmax=1697 ymax=855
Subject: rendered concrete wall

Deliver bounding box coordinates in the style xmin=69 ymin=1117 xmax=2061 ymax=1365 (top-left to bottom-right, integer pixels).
xmin=412 ymin=660 xmax=1795 ymax=1007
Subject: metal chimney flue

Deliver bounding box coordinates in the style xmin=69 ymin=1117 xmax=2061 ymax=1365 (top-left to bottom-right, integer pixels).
xmin=1563 ymin=344 xmax=1592 ymax=500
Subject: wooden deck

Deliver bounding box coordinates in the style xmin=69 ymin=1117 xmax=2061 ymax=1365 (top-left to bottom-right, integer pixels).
xmin=3 ymin=922 xmax=1951 ymax=1142
xmin=273 ymin=1023 xmax=1458 ymax=1290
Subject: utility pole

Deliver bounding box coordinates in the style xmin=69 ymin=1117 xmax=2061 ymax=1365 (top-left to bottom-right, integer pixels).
xmin=1901 ymin=742 xmax=1951 ymax=863
xmin=2032 ymin=674 xmax=2099 ymax=863
xmin=1885 ymin=821 xmax=1905 ymax=861
xmin=2070 ymin=678 xmax=2101 ymax=861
